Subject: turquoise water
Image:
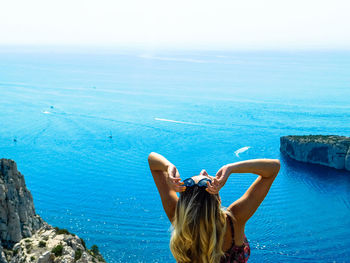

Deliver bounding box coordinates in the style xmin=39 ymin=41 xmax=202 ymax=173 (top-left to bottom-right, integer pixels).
xmin=0 ymin=50 xmax=350 ymax=262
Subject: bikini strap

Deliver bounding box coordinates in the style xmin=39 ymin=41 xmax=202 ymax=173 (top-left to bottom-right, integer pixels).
xmin=227 ymin=214 xmax=235 ymax=247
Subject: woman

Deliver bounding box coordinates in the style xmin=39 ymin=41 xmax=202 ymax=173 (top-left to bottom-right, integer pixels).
xmin=148 ymin=152 xmax=280 ymax=263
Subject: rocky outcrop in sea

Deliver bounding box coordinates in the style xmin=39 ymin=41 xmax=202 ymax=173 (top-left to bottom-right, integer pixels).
xmin=0 ymin=159 xmax=106 ymax=263
xmin=280 ymin=135 xmax=350 ymax=171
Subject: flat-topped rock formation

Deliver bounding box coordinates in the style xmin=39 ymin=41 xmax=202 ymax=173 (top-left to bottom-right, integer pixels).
xmin=0 ymin=159 xmax=105 ymax=263
xmin=280 ymin=135 xmax=350 ymax=171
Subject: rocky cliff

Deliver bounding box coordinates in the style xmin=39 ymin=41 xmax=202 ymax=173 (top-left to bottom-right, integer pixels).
xmin=280 ymin=135 xmax=350 ymax=171
xmin=0 ymin=159 xmax=105 ymax=263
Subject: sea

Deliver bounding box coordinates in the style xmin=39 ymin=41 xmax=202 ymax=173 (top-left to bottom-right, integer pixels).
xmin=0 ymin=48 xmax=350 ymax=262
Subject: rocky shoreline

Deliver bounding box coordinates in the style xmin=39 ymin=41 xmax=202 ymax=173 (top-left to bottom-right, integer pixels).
xmin=280 ymin=135 xmax=350 ymax=171
xmin=0 ymin=159 xmax=106 ymax=263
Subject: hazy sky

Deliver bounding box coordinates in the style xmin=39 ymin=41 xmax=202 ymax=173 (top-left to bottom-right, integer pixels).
xmin=1 ymin=0 xmax=349 ymax=49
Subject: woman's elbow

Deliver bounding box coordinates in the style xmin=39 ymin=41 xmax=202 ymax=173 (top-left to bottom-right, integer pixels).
xmin=272 ymin=159 xmax=281 ymax=176
xmin=148 ymin=152 xmax=160 ymax=168
xmin=148 ymin=152 xmax=157 ymax=160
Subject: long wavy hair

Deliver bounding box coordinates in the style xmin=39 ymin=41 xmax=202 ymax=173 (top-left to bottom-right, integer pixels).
xmin=170 ymin=185 xmax=229 ymax=263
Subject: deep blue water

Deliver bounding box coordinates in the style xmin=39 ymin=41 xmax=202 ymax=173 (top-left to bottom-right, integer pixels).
xmin=0 ymin=49 xmax=350 ymax=262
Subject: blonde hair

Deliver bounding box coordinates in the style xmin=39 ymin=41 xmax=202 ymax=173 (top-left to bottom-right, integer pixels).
xmin=170 ymin=185 xmax=229 ymax=263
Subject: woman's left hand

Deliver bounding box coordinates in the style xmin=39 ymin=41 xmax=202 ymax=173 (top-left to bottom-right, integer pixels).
xmin=167 ymin=164 xmax=186 ymax=192
xmin=206 ymin=165 xmax=230 ymax=194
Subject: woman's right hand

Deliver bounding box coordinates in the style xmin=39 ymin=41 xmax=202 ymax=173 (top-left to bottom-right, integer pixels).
xmin=167 ymin=164 xmax=186 ymax=192
xmin=206 ymin=165 xmax=231 ymax=194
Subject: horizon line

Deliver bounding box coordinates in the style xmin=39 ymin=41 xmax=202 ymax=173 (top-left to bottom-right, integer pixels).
xmin=1 ymin=44 xmax=350 ymax=54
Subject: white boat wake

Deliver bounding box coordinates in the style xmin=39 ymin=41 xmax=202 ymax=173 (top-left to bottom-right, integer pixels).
xmin=234 ymin=146 xmax=251 ymax=157
xmin=154 ymin=118 xmax=203 ymax=126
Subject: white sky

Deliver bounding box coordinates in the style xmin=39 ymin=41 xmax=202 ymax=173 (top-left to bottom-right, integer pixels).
xmin=0 ymin=0 xmax=349 ymax=49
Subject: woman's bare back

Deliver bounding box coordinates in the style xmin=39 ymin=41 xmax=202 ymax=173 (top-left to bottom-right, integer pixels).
xmin=222 ymin=213 xmax=246 ymax=251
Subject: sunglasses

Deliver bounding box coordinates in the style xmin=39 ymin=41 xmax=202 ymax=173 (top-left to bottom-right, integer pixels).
xmin=182 ymin=177 xmax=212 ymax=188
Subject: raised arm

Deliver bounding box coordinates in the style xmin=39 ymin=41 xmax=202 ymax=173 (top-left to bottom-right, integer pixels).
xmin=148 ymin=152 xmax=185 ymax=222
xmin=208 ymin=159 xmax=280 ymax=224
xmin=148 ymin=152 xmax=172 ymax=171
xmin=228 ymin=159 xmax=280 ymax=224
